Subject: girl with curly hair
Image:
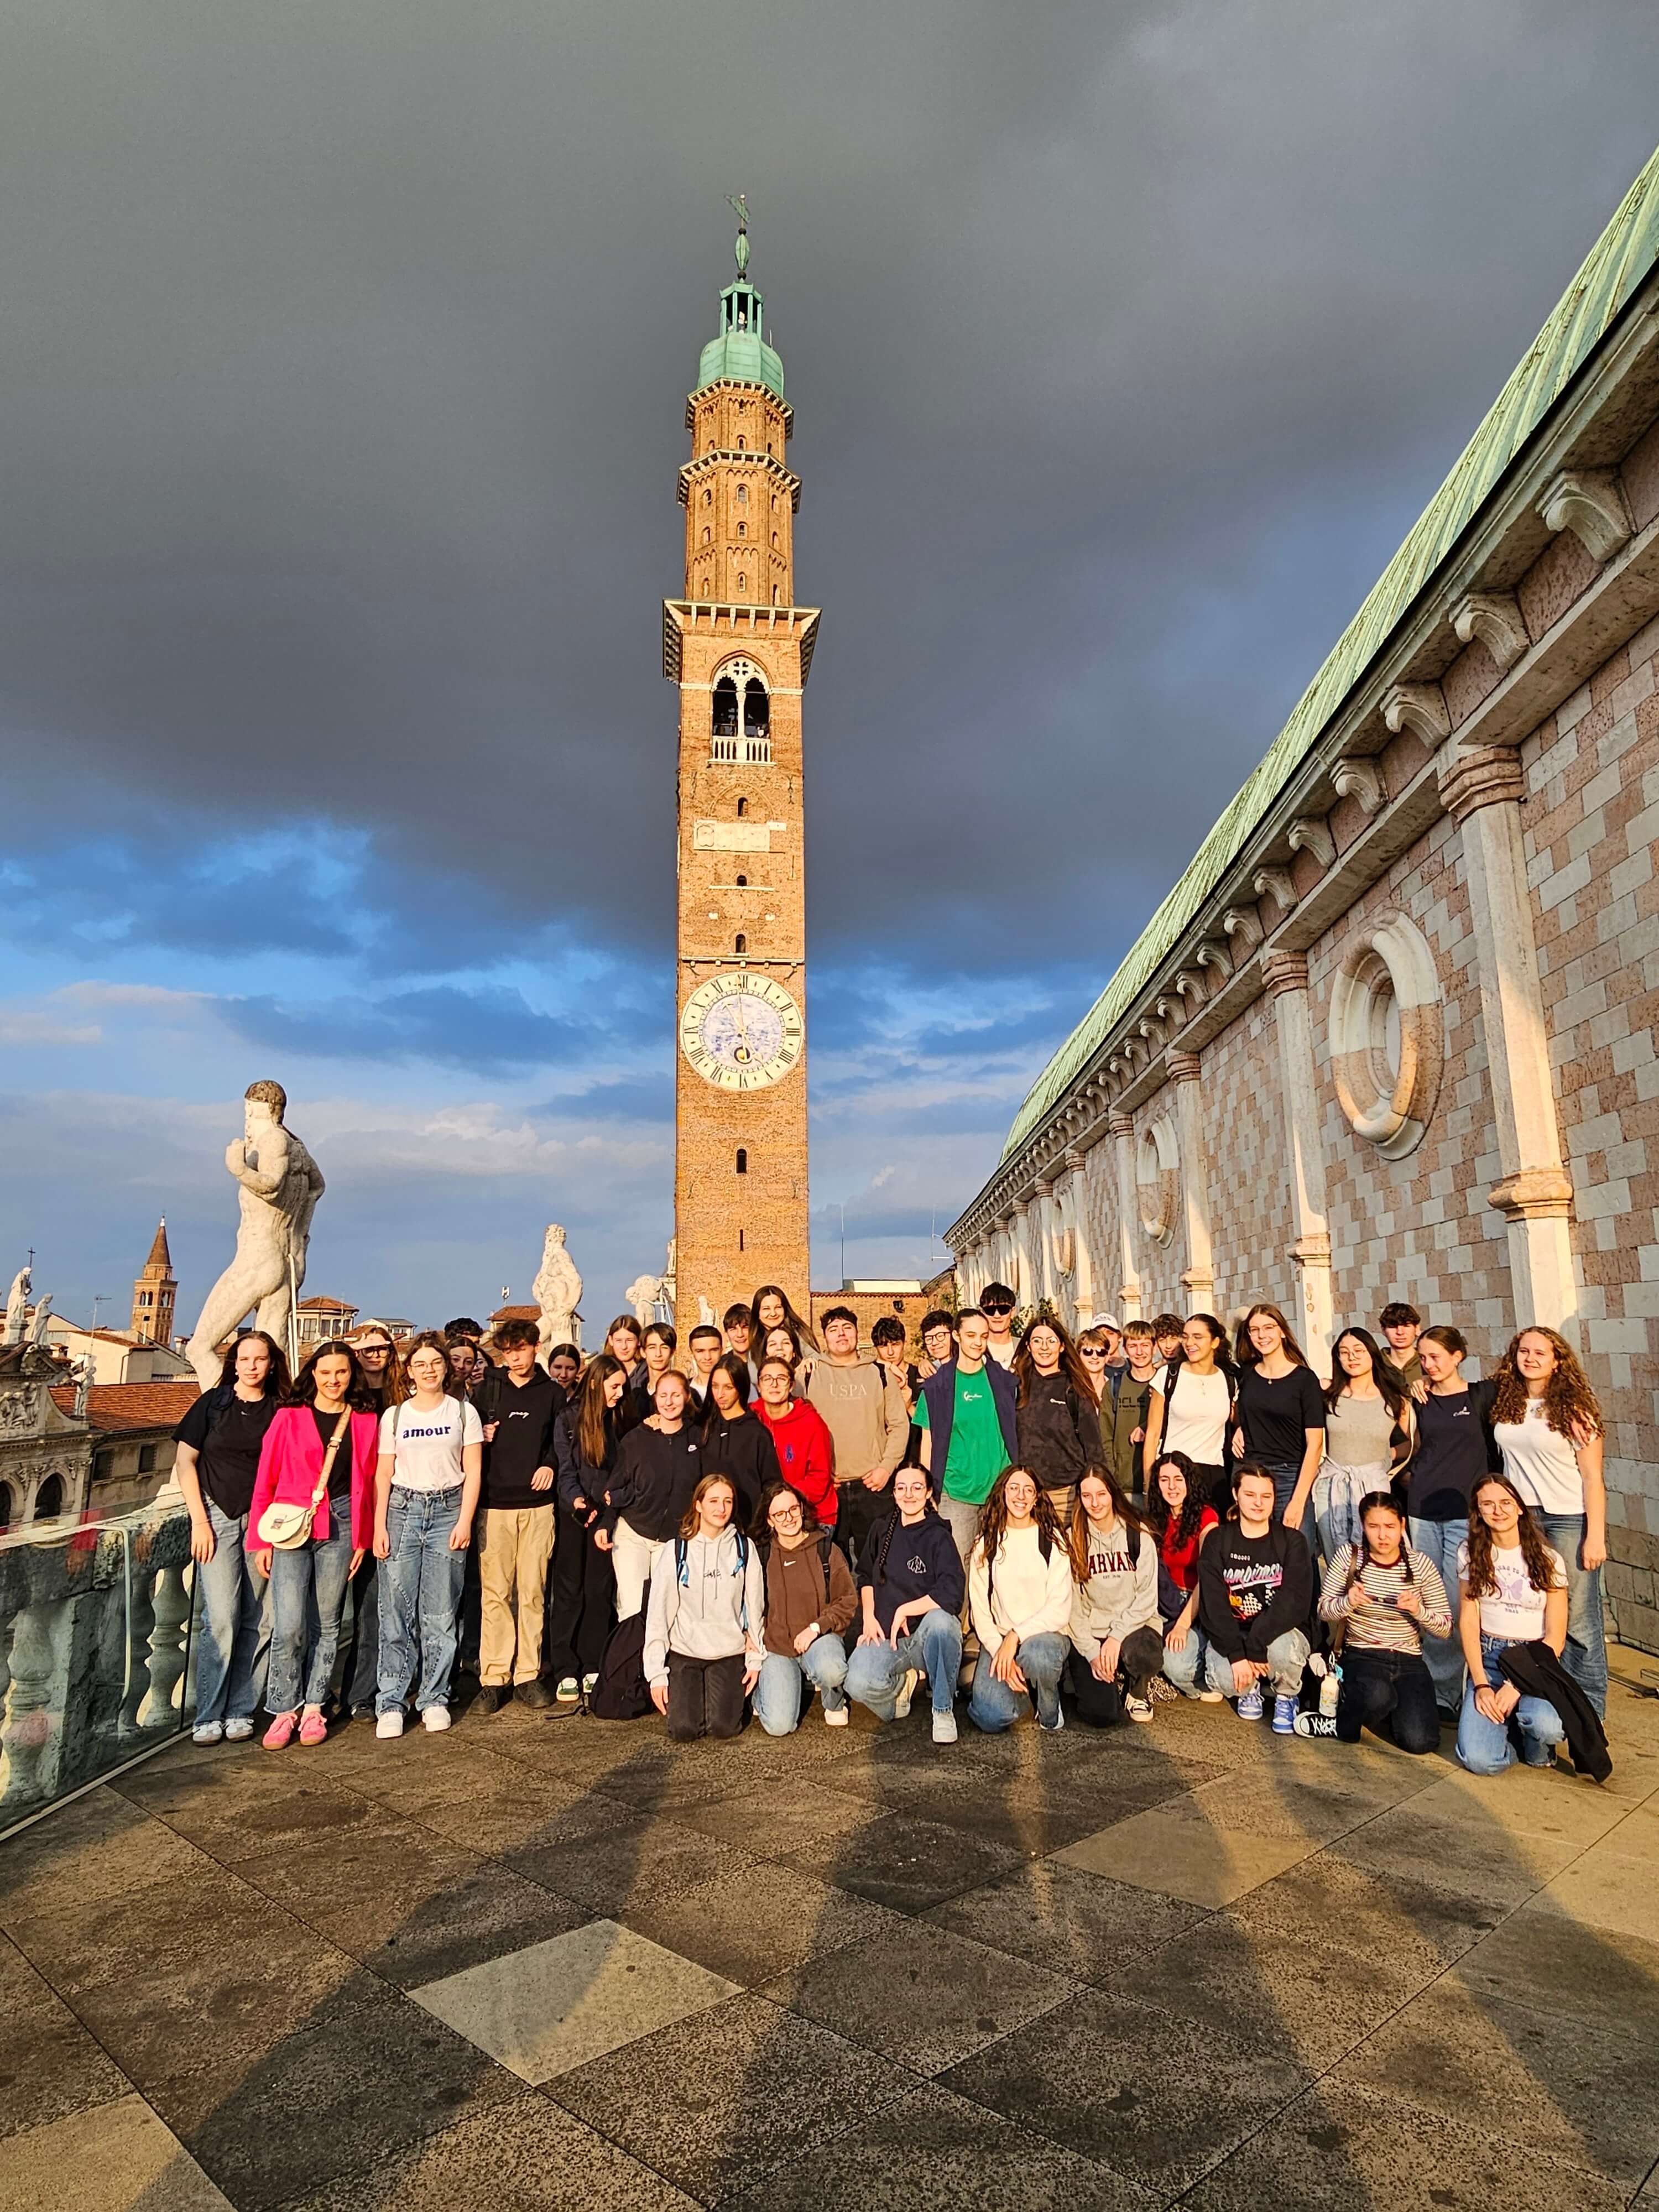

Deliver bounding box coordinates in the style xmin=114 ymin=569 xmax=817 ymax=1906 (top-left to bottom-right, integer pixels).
xmin=1490 ymin=1327 xmax=1608 ymax=1715
xmin=1145 ymin=1451 xmax=1222 ymax=1698
xmin=966 ymin=1465 xmax=1072 ymax=1733
xmin=1456 ymin=1473 xmax=1570 ymax=1773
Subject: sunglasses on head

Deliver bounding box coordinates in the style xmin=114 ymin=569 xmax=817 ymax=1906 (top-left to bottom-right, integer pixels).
xmin=982 ymin=1301 xmax=1014 ymax=1316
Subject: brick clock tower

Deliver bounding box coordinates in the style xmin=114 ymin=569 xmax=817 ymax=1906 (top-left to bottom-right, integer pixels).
xmin=664 ymin=209 xmax=817 ymax=1319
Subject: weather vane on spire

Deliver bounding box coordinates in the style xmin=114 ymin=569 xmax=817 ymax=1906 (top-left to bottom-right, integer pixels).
xmin=727 ymin=192 xmax=750 ymax=279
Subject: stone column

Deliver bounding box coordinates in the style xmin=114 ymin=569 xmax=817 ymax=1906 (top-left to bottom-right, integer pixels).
xmin=1031 ymin=1178 xmax=1055 ymax=1312
xmin=1261 ymin=950 xmax=1334 ymax=1374
xmin=1009 ymin=1198 xmax=1033 ymax=1309
xmin=1438 ymin=748 xmax=1578 ymax=1331
xmin=1062 ymin=1148 xmax=1094 ymax=1328
xmin=1167 ymin=1053 xmax=1216 ymax=1311
xmin=1109 ymin=1113 xmax=1143 ymax=1321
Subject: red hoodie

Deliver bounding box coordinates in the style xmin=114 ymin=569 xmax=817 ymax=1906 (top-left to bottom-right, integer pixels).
xmin=755 ymin=1397 xmax=838 ymax=1526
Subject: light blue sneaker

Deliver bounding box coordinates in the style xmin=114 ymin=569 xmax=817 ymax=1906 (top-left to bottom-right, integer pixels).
xmin=1235 ymin=1684 xmax=1264 ymax=1722
xmin=1272 ymin=1694 xmax=1298 ymax=1735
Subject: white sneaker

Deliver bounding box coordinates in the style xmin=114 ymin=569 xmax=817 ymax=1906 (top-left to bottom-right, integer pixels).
xmin=375 ymin=1711 xmax=404 ymax=1739
xmin=223 ymin=1717 xmax=254 ymax=1742
xmin=932 ymin=1709 xmax=958 ymax=1745
xmin=823 ymin=1704 xmax=849 ymax=1726
xmin=421 ymin=1705 xmax=452 ymax=1733
xmin=893 ymin=1668 xmax=920 ymax=1720
xmin=192 ymin=1720 xmax=223 ymax=1746
xmin=1038 ymin=1705 xmax=1066 ymax=1732
xmin=556 ymin=1676 xmax=580 ymax=1703
xmin=1125 ymin=1694 xmax=1154 ymax=1724
xmin=1197 ymin=1688 xmax=1224 ymax=1703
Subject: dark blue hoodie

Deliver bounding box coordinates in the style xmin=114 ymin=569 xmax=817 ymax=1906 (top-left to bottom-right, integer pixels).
xmin=858 ymin=1505 xmax=966 ymax=1635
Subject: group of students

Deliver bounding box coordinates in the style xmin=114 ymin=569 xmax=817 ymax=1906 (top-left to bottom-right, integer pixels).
xmin=173 ymin=1280 xmax=1613 ymax=1781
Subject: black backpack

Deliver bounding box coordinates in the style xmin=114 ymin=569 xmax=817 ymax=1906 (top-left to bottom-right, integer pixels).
xmin=586 ymin=1591 xmax=654 ymax=1720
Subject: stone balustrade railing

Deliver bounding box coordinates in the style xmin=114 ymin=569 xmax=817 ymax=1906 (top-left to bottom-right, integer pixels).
xmin=0 ymin=1504 xmax=195 ymax=1829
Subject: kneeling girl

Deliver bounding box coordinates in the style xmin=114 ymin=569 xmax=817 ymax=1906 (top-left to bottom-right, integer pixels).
xmin=643 ymin=1474 xmax=765 ymax=1741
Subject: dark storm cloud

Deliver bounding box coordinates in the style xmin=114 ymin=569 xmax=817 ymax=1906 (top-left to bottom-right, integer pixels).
xmin=222 ymin=983 xmax=611 ymax=1071
xmin=4 ymin=2 xmax=1658 ymax=989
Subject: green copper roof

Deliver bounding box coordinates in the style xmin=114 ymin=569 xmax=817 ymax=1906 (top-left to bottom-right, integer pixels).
xmin=1000 ymin=139 xmax=1659 ymax=1166
xmin=696 ymin=279 xmax=785 ymax=402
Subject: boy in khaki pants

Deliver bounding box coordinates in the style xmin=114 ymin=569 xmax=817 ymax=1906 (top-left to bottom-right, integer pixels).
xmin=473 ymin=1320 xmax=564 ymax=1711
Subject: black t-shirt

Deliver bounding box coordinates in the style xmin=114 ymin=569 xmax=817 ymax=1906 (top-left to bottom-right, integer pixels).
xmin=1407 ymin=1379 xmax=1499 ymax=1521
xmin=174 ymin=1387 xmax=280 ymax=1520
xmin=1234 ymin=1364 xmax=1326 ymax=1467
xmin=311 ymin=1404 xmax=356 ymax=1499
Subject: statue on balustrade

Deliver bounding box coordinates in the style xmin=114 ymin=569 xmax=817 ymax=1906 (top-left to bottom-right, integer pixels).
xmin=186 ymin=1081 xmax=325 ymax=1390
xmin=532 ymin=1224 xmax=583 ymax=1359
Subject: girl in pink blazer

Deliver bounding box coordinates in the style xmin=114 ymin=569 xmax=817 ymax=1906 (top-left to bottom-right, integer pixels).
xmin=249 ymin=1339 xmax=379 ymax=1748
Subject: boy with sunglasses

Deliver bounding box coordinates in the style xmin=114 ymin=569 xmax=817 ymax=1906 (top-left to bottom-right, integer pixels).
xmin=978 ymin=1282 xmax=1019 ymax=1369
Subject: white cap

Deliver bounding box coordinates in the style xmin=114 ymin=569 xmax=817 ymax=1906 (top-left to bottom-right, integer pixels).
xmin=1091 ymin=1313 xmax=1121 ymax=1333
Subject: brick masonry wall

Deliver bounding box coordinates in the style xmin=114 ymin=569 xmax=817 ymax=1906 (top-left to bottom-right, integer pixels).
xmin=1204 ymin=995 xmax=1296 ymax=1326
xmin=1522 ymin=613 xmax=1659 ymax=1648
xmin=1310 ymin=812 xmax=1511 ymax=1354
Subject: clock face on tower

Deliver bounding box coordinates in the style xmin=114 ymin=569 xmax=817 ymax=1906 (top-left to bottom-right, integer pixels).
xmin=681 ymin=971 xmax=804 ymax=1091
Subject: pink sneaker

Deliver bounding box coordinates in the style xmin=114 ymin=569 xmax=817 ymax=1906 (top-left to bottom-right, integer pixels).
xmin=298 ymin=1711 xmax=328 ymax=1746
xmin=262 ymin=1712 xmax=298 ymax=1750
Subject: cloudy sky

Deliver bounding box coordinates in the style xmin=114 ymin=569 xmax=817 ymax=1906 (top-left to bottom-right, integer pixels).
xmin=4 ymin=3 xmax=1658 ymax=1332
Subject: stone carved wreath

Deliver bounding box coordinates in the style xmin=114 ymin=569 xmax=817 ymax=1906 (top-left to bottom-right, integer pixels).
xmin=1136 ymin=1119 xmax=1179 ymax=1248
xmin=1328 ymin=912 xmax=1444 ymax=1159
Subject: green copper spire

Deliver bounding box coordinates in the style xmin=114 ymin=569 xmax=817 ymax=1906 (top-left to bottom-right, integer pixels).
xmin=694 ymin=196 xmax=785 ymax=402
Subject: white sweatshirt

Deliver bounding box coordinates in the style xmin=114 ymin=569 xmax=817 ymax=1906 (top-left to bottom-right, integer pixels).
xmin=1068 ymin=1515 xmax=1160 ymax=1663
xmin=968 ymin=1522 xmax=1073 ymax=1648
xmin=643 ymin=1528 xmax=766 ymax=1688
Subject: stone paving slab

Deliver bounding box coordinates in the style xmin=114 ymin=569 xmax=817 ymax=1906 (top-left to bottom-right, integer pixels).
xmin=3 ymin=1666 xmax=1657 ymax=2209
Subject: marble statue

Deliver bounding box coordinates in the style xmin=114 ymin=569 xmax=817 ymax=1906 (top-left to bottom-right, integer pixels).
xmin=71 ymin=1349 xmax=94 ymax=1420
xmin=26 ymin=1294 xmax=53 ymax=1347
xmin=533 ymin=1224 xmax=582 ymax=1358
xmin=186 ymin=1081 xmax=325 ymax=1389
xmin=661 ymin=1237 xmax=677 ymax=1320
xmin=698 ymin=1295 xmax=718 ymax=1327
xmin=625 ymin=1274 xmax=662 ymax=1327
xmin=3 ymin=1266 xmax=29 ymax=1346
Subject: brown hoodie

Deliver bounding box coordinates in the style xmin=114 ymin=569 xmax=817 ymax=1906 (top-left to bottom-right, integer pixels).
xmin=762 ymin=1532 xmax=859 ymax=1656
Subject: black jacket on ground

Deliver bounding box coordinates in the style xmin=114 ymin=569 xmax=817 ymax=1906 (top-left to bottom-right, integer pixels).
xmin=604 ymin=1422 xmax=705 ymax=1541
xmin=1497 ymin=1639 xmax=1612 ymax=1782
xmin=697 ymin=1408 xmax=781 ymax=1528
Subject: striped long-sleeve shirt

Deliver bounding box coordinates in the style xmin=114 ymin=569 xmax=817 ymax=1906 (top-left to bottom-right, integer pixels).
xmin=1317 ymin=1546 xmax=1451 ymax=1655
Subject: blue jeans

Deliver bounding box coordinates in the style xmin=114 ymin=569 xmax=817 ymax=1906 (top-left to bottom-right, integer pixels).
xmin=1160 ymin=1625 xmax=1209 ymax=1695
xmin=1457 ymin=1635 xmax=1567 ymax=1773
xmin=377 ymin=1486 xmax=467 ymax=1715
xmin=752 ymin=1634 xmax=848 ymax=1735
xmin=1313 ymin=1461 xmax=1390 ymax=1575
xmin=844 ymin=1609 xmax=963 ymax=1719
xmin=267 ymin=1498 xmax=357 ymax=1715
xmin=1535 ymin=1511 xmax=1607 ymax=1719
xmin=1408 ymin=1514 xmax=1468 ymax=1712
xmin=967 ymin=1630 xmax=1067 ymax=1731
xmin=1202 ymin=1628 xmax=1310 ymax=1700
xmin=194 ymin=1501 xmax=271 ymax=1724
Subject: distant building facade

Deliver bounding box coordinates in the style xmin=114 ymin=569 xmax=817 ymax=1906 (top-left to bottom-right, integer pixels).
xmin=809 ymin=1281 xmax=926 ymax=1350
xmin=948 ymin=152 xmax=1659 ymax=1653
xmin=295 ymin=1295 xmax=358 ymax=1348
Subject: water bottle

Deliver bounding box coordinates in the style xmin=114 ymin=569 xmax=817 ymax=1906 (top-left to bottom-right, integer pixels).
xmin=1319 ymin=1664 xmax=1340 ymax=1719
